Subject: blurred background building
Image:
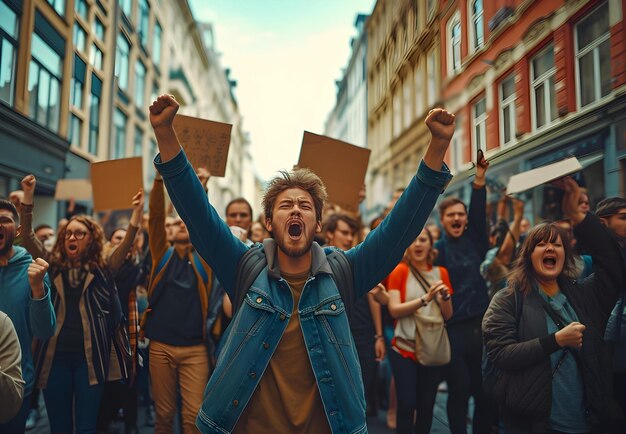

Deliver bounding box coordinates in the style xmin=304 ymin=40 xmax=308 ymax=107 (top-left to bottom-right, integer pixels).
xmin=0 ymin=0 xmax=256 ymax=226
xmin=327 ymin=0 xmax=626 ymax=223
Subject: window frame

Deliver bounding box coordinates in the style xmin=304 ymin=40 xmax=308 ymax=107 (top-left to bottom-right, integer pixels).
xmin=0 ymin=0 xmax=19 ymax=107
xmin=472 ymin=97 xmax=487 ymax=159
xmin=468 ymin=0 xmax=484 ymax=53
xmin=499 ymin=74 xmax=517 ymax=148
xmin=447 ymin=12 xmax=462 ymax=75
xmin=530 ymin=44 xmax=557 ymax=131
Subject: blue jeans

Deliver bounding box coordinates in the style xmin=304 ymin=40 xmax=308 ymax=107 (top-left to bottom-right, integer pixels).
xmin=0 ymin=393 xmax=30 ymax=434
xmin=43 ymin=352 xmax=105 ymax=434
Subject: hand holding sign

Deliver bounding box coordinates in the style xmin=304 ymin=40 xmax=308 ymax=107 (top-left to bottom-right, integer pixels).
xmin=554 ymin=176 xmax=585 ymax=226
xmin=475 ymin=149 xmax=489 ymax=186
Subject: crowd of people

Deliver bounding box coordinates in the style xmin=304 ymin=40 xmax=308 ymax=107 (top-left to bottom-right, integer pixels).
xmin=0 ymin=95 xmax=624 ymax=434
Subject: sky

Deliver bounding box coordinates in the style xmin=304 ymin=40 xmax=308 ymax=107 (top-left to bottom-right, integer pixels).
xmin=188 ymin=0 xmax=375 ymax=181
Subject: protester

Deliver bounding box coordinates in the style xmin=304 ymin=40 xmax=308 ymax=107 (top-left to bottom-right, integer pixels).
xmin=250 ymin=220 xmax=271 ymax=243
xmin=387 ymin=227 xmax=453 ymax=434
xmin=0 ymin=198 xmax=56 ymax=434
xmin=434 ymin=150 xmax=493 ymax=434
xmin=140 ymin=174 xmax=215 ymax=434
xmin=225 ymin=198 xmax=254 ymax=244
xmin=324 ymin=213 xmax=386 ymax=416
xmin=149 ymin=94 xmax=454 ymax=433
xmin=19 ymin=174 xmax=140 ymax=434
xmin=483 ymin=178 xmax=624 ymax=433
xmin=0 ymin=312 xmax=24 ymax=425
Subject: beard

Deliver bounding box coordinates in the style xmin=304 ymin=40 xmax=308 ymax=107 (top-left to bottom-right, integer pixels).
xmin=273 ymin=227 xmax=315 ymax=258
xmin=0 ymin=234 xmax=15 ymax=257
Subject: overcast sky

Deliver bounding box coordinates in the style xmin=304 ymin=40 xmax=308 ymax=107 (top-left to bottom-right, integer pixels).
xmin=188 ymin=0 xmax=375 ymax=181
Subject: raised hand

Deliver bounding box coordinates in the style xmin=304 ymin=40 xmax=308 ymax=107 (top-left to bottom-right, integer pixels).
xmin=149 ymin=94 xmax=180 ymax=130
xmin=423 ymin=109 xmax=455 ymax=172
xmin=196 ymin=167 xmax=211 ymax=189
xmin=21 ymin=174 xmax=36 ymax=204
xmin=475 ymin=149 xmax=489 ymax=186
xmin=558 ymin=177 xmax=585 ymax=225
xmin=555 ymin=321 xmax=585 ymax=348
xmin=28 ymin=258 xmax=49 ymax=299
xmin=130 ymin=190 xmax=144 ymax=227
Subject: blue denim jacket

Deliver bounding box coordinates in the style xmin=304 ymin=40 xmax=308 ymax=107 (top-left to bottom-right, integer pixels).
xmin=155 ymin=149 xmax=451 ymax=434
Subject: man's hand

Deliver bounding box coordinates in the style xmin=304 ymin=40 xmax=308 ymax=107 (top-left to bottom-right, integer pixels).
xmin=21 ymin=174 xmax=36 ymax=204
xmin=149 ymin=95 xmax=179 ymax=131
xmin=474 ymin=150 xmax=489 ymax=186
xmin=556 ymin=177 xmax=585 ymax=226
xmin=28 ymin=258 xmax=49 ymax=299
xmin=375 ymin=337 xmax=386 ymax=362
xmin=130 ymin=190 xmax=144 ymax=227
xmin=425 ymin=109 xmax=456 ymax=142
xmin=512 ymin=197 xmax=525 ymax=221
xmin=196 ymin=167 xmax=211 ymax=191
xmin=555 ymin=321 xmax=585 ymax=348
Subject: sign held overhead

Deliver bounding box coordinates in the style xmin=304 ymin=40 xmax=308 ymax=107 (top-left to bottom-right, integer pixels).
xmin=506 ymin=157 xmax=583 ymax=195
xmin=55 ymin=179 xmax=92 ymax=201
xmin=91 ymin=157 xmax=143 ymax=211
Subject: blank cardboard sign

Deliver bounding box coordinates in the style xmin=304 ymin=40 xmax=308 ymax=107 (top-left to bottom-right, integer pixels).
xmin=55 ymin=179 xmax=92 ymax=201
xmin=91 ymin=157 xmax=143 ymax=211
xmin=507 ymin=157 xmax=582 ymax=195
xmin=298 ymin=132 xmax=371 ymax=212
xmin=173 ymin=114 xmax=232 ymax=177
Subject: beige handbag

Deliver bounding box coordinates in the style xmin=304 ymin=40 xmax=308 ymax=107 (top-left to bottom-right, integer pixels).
xmin=411 ymin=266 xmax=451 ymax=366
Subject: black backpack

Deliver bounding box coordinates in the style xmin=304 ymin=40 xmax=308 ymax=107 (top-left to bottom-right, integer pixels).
xmin=232 ymin=241 xmax=355 ymax=320
xmin=482 ymin=289 xmax=523 ymax=399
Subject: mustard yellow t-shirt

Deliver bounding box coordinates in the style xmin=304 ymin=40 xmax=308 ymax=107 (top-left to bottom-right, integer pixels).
xmin=234 ymin=270 xmax=331 ymax=434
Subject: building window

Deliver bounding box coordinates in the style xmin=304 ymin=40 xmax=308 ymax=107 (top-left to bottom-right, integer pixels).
xmin=499 ymin=75 xmax=516 ymax=147
xmin=73 ymin=23 xmax=87 ymax=53
xmin=93 ymin=17 xmax=105 ymax=41
xmin=472 ymin=97 xmax=487 ymax=156
xmin=575 ymin=1 xmax=610 ymax=108
xmin=135 ymin=59 xmax=145 ymax=107
xmin=113 ymin=108 xmax=127 ymax=159
xmin=69 ymin=114 xmax=82 ymax=147
xmin=392 ymin=86 xmax=402 ymax=138
xmin=47 ymin=0 xmax=65 ymax=16
xmin=447 ymin=13 xmax=461 ymax=74
xmin=75 ymin=0 xmax=87 ymax=20
xmin=402 ymin=76 xmax=412 ymax=129
xmin=134 ymin=126 xmax=143 ymax=157
xmin=138 ymin=0 xmax=150 ymax=48
xmin=153 ymin=22 xmax=162 ymax=67
xmin=89 ymin=75 xmax=101 ymax=155
xmin=452 ymin=114 xmax=464 ymax=170
xmin=119 ymin=0 xmax=131 ymax=18
xmin=90 ymin=44 xmax=103 ymax=70
xmin=426 ymin=49 xmax=437 ymax=108
xmin=0 ymin=0 xmax=19 ymax=106
xmin=28 ymin=31 xmax=63 ymax=133
xmin=469 ymin=0 xmax=484 ymax=52
xmin=530 ymin=44 xmax=557 ymax=130
xmin=414 ymin=62 xmax=423 ymax=118
xmin=115 ymin=34 xmax=130 ymax=91
xmin=71 ymin=66 xmax=84 ymax=109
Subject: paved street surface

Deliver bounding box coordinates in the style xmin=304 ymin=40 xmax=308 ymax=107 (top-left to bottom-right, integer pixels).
xmin=29 ymin=389 xmax=470 ymax=433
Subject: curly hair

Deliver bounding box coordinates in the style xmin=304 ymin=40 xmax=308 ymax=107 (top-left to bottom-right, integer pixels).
xmin=262 ymin=168 xmax=327 ymax=223
xmin=508 ymin=222 xmax=576 ymax=294
xmin=50 ymin=215 xmax=107 ymax=271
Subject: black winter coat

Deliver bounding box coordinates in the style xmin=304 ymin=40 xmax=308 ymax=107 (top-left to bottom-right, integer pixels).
xmin=482 ymin=213 xmax=624 ymax=432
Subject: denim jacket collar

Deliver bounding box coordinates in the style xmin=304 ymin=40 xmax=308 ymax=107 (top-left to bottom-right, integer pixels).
xmin=264 ymin=239 xmax=333 ymax=280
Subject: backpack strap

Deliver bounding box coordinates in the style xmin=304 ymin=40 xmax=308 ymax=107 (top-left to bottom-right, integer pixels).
xmin=232 ymin=243 xmax=267 ymax=317
xmin=192 ymin=250 xmax=209 ymax=283
xmin=155 ymin=247 xmax=174 ymax=277
xmin=325 ymin=248 xmax=354 ymax=321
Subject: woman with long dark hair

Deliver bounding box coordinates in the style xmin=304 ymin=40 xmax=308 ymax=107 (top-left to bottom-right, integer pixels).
xmin=19 ymin=174 xmax=143 ymax=434
xmin=387 ymin=227 xmax=453 ymax=433
xmin=482 ymin=177 xmax=624 ymax=433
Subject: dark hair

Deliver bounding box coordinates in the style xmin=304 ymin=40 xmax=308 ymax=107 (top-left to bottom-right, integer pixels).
xmin=508 ymin=222 xmax=576 ymax=294
xmin=225 ymin=198 xmax=253 ymax=218
xmin=109 ymin=227 xmax=127 ymax=241
xmin=323 ymin=213 xmax=358 ymax=235
xmin=596 ymin=197 xmax=626 ymax=218
xmin=34 ymin=224 xmax=53 ymax=233
xmin=262 ymin=169 xmax=327 ymax=222
xmin=438 ymin=197 xmax=467 ymax=217
xmin=0 ymin=199 xmax=19 ymax=223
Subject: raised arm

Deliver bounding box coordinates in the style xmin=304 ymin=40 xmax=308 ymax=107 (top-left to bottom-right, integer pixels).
xmin=18 ymin=175 xmax=47 ymax=260
xmin=108 ymin=190 xmax=143 ymax=275
xmin=467 ymin=150 xmax=489 ymax=256
xmin=347 ymin=109 xmax=454 ymax=297
xmin=496 ymin=197 xmax=524 ymax=266
xmin=148 ymin=176 xmax=170 ymax=265
xmin=149 ymin=95 xmax=247 ymax=297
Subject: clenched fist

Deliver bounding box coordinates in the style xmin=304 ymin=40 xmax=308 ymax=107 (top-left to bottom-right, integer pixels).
xmin=555 ymin=321 xmax=586 ymax=348
xmin=28 ymin=258 xmax=49 ymax=299
xmin=149 ymin=94 xmax=179 ymax=130
xmin=425 ymin=108 xmax=456 ymax=143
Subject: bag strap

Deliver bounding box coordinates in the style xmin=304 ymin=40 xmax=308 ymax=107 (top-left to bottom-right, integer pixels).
xmin=408 ymin=264 xmax=431 ymax=293
xmin=155 ymin=246 xmax=174 ymax=276
xmin=191 ymin=250 xmax=209 ymax=283
xmin=325 ymin=248 xmax=354 ymax=322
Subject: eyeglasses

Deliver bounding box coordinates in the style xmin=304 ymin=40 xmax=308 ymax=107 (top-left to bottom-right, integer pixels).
xmin=65 ymin=230 xmax=88 ymax=240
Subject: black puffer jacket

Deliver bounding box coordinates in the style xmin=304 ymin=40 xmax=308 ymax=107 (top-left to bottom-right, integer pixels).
xmin=482 ymin=213 xmax=624 ymax=432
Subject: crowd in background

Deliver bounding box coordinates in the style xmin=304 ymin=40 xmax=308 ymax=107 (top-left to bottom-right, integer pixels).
xmin=1 ymin=146 xmax=625 ymax=434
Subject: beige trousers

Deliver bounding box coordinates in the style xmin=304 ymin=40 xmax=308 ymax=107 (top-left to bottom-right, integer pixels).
xmin=149 ymin=340 xmax=209 ymax=434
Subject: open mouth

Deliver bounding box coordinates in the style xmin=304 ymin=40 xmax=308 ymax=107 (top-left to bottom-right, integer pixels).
xmin=542 ymin=256 xmax=557 ymax=267
xmin=451 ymin=222 xmax=462 ymax=230
xmin=0 ymin=232 xmax=4 ymax=241
xmin=287 ymin=221 xmax=303 ymax=238
xmin=68 ymin=244 xmax=78 ymax=253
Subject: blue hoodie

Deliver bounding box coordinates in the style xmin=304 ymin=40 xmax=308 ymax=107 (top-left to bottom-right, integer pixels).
xmin=0 ymin=246 xmax=56 ymax=396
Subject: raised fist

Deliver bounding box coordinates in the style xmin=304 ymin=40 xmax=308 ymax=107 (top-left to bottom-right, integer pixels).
xmin=149 ymin=94 xmax=180 ymax=130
